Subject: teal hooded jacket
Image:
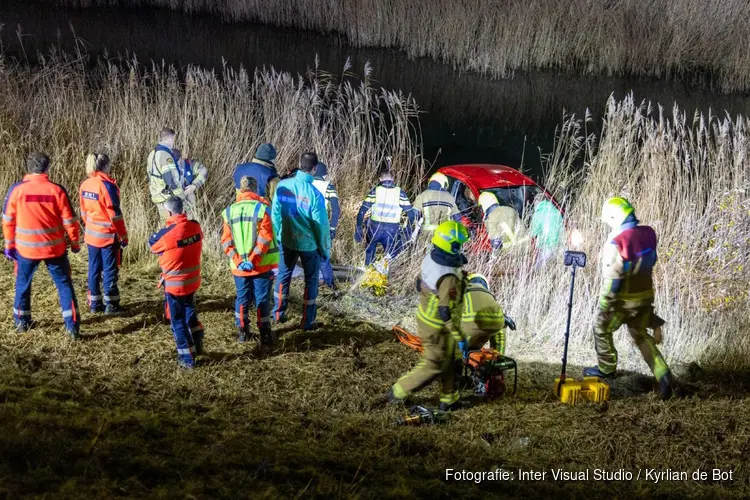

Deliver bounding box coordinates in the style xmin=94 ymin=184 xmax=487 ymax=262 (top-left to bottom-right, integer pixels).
xmin=271 ymin=170 xmax=331 ymax=258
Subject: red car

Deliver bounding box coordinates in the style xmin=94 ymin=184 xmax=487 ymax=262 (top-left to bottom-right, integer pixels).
xmin=435 ymin=164 xmax=563 ymax=251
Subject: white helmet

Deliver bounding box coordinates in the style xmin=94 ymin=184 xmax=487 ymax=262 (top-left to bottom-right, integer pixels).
xmin=478 ymin=191 xmax=499 ymax=213
xmin=429 ymin=172 xmax=450 ymax=190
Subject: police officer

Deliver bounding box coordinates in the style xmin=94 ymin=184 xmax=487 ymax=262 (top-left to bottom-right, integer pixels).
xmin=355 ymin=162 xmax=416 ymax=266
xmin=79 ymin=153 xmax=129 ymax=314
xmin=478 ymin=192 xmax=525 ymax=253
xmin=312 ymin=161 xmax=340 ymax=289
xmin=272 ymin=152 xmax=331 ymax=331
xmin=412 ymin=172 xmax=459 ymax=232
xmin=233 ymin=143 xmax=280 ymax=202
xmin=389 ymin=221 xmax=470 ymax=411
xmin=149 ymin=197 xmax=205 ymax=369
xmin=147 ymin=127 xmax=185 ymax=221
xmin=582 ymin=197 xmax=674 ymax=399
xmin=3 ymin=152 xmax=82 ymax=338
xmin=221 ymin=176 xmax=279 ymax=345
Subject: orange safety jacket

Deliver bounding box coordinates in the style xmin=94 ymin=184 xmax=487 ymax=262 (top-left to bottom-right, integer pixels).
xmin=221 ymin=191 xmax=278 ymax=277
xmin=148 ymin=214 xmax=203 ymax=296
xmin=2 ymin=173 xmax=80 ymax=260
xmin=79 ymin=172 xmax=129 ymax=248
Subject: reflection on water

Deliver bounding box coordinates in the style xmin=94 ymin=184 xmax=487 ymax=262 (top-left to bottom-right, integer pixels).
xmin=2 ymin=0 xmax=750 ymax=176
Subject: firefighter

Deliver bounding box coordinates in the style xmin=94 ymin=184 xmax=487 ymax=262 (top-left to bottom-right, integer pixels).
xmin=412 ymin=172 xmax=459 ymax=232
xmin=460 ymin=273 xmax=515 ymax=355
xmin=312 ymin=161 xmax=340 ymax=289
xmin=478 ymin=192 xmax=525 ymax=253
xmin=583 ymin=197 xmax=674 ymax=399
xmin=2 ymin=152 xmax=82 ymax=337
xmin=149 ymin=197 xmax=205 ymax=369
xmin=272 ymin=152 xmax=331 ymax=331
xmin=173 ymin=149 xmax=208 ymax=218
xmin=79 ymin=153 xmax=129 ymax=314
xmin=355 ymin=162 xmax=416 ymax=266
xmin=221 ymin=176 xmax=279 ymax=345
xmin=233 ymin=143 xmax=280 ymax=202
xmin=147 ymin=127 xmax=185 ymax=221
xmin=389 ymin=220 xmax=470 ymax=411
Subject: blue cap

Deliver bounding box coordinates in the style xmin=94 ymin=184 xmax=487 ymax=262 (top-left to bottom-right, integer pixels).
xmin=315 ymin=161 xmax=328 ymax=178
xmin=254 ymin=143 xmax=277 ymax=162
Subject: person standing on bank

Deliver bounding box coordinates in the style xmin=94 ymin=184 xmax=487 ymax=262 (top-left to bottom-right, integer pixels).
xmin=147 ymin=127 xmax=185 ymax=221
xmin=271 ymin=152 xmax=331 ymax=331
xmin=79 ymin=153 xmax=129 ymax=314
xmin=233 ymin=143 xmax=280 ymax=202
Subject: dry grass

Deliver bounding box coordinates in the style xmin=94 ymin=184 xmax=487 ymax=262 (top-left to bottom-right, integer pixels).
xmin=49 ymin=0 xmax=750 ymax=92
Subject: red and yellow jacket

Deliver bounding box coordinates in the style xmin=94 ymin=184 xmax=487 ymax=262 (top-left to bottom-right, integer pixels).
xmin=221 ymin=191 xmax=277 ymax=277
xmin=79 ymin=172 xmax=129 ymax=248
xmin=149 ymin=214 xmax=203 ymax=296
xmin=2 ymin=173 xmax=80 ymax=260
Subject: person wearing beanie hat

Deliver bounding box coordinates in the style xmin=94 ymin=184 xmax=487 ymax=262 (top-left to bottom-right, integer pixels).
xmin=233 ymin=143 xmax=280 ymax=202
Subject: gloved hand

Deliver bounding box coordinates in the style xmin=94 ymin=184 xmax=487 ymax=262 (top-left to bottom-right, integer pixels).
xmin=120 ymin=240 xmax=129 ymax=249
xmin=184 ymin=184 xmax=197 ymax=196
xmin=70 ymin=244 xmax=81 ymax=254
xmin=238 ymin=261 xmax=254 ymax=272
xmin=457 ymin=339 xmax=469 ymax=359
xmin=4 ymin=248 xmax=17 ymax=261
xmin=504 ymin=315 xmax=516 ymax=330
xmin=330 ymin=228 xmax=337 ymax=240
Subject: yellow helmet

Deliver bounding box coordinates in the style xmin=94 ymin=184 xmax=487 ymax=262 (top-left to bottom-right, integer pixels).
xmin=601 ymin=197 xmax=635 ymax=229
xmin=429 ymin=172 xmax=450 ymax=190
xmin=478 ymin=191 xmax=499 ymax=213
xmin=467 ymin=273 xmax=489 ymax=290
xmin=432 ymin=220 xmax=470 ymax=255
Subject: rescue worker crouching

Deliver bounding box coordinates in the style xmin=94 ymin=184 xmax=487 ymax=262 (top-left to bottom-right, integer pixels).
xmin=312 ymin=161 xmax=340 ymax=290
xmin=389 ymin=220 xmax=470 ymax=411
xmin=582 ymin=197 xmax=674 ymax=399
xmin=79 ymin=153 xmax=128 ymax=314
xmin=149 ymin=197 xmax=205 ymax=369
xmin=460 ymin=273 xmax=515 ymax=355
xmin=148 ymin=127 xmax=185 ymax=222
xmin=3 ymin=152 xmax=82 ymax=338
xmin=221 ymin=176 xmax=279 ymax=345
xmin=233 ymin=143 xmax=280 ymax=202
xmin=478 ymin=192 xmax=525 ymax=254
xmin=412 ymin=172 xmax=459 ymax=232
xmin=355 ymin=162 xmax=416 ymax=266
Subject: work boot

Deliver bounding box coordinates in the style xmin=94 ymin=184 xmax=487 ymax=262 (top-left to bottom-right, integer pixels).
xmin=104 ymin=304 xmax=123 ymax=315
xmin=16 ymin=323 xmax=30 ymax=333
xmin=259 ymin=329 xmax=276 ymax=347
xmin=194 ymin=339 xmax=204 ymax=357
xmin=178 ymin=359 xmax=195 ymax=370
xmin=438 ymin=401 xmax=459 ymax=412
xmin=582 ymin=366 xmax=615 ymax=379
xmin=90 ymin=304 xmax=104 ymax=314
xmin=302 ymin=322 xmax=322 ymax=332
xmin=238 ymin=328 xmax=248 ymax=343
xmin=274 ymin=314 xmax=288 ymax=325
xmin=387 ymin=387 xmax=405 ymax=405
xmin=658 ymin=371 xmax=675 ymax=400
xmin=67 ymin=327 xmax=81 ymax=341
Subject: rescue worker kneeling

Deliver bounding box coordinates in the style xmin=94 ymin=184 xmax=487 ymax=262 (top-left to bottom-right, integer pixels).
xmin=221 ymin=176 xmax=279 ymax=345
xmin=149 ymin=197 xmax=205 ymax=369
xmin=459 ymin=273 xmax=514 ymax=355
xmin=478 ymin=191 xmax=525 ymax=254
xmin=583 ymin=197 xmax=674 ymax=399
xmin=389 ymin=221 xmax=470 ymax=411
xmin=3 ymin=152 xmax=82 ymax=338
xmin=79 ymin=153 xmax=129 ymax=314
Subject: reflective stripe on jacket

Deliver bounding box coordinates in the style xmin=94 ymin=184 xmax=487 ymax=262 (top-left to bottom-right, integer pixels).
xmin=79 ymin=171 xmax=128 ymax=247
xmin=312 ymin=177 xmax=341 ymax=230
xmin=417 ymin=252 xmax=464 ymax=341
xmin=147 ymin=145 xmax=184 ymax=204
xmin=413 ymin=188 xmax=458 ymax=230
xmin=149 ymin=214 xmax=203 ymax=296
xmin=461 ymin=284 xmax=506 ymax=354
xmin=599 ymin=222 xmax=657 ymax=308
xmin=221 ymin=192 xmax=279 ymax=276
xmin=2 ymin=173 xmax=80 ymax=259
xmin=485 ymin=205 xmax=524 ymax=248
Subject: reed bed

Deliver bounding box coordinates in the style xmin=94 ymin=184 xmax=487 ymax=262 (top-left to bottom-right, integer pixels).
xmin=50 ymin=0 xmax=750 ymax=92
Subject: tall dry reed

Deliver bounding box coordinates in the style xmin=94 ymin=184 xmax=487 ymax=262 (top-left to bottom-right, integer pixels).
xmin=50 ymin=0 xmax=750 ymax=92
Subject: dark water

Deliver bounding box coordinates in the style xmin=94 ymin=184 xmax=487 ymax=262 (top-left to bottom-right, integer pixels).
xmin=2 ymin=0 xmax=750 ymax=177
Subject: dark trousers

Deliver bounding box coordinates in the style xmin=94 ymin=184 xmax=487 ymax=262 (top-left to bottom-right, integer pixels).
xmin=234 ymin=272 xmax=273 ymax=334
xmin=273 ymin=246 xmax=320 ymax=329
xmin=164 ymin=292 xmax=204 ymax=367
xmin=14 ymin=254 xmax=79 ymax=332
xmin=87 ymin=242 xmax=121 ymax=308
xmin=365 ymin=223 xmax=404 ymax=265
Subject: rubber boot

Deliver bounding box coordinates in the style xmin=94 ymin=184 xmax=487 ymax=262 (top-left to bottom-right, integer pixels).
xmin=105 ymin=304 xmax=122 ymax=315
xmin=67 ymin=326 xmax=81 ymax=341
xmin=658 ymin=371 xmax=675 ymax=400
xmin=238 ymin=327 xmax=248 ymax=343
xmin=387 ymin=387 xmax=405 ymax=405
xmin=582 ymin=366 xmax=615 ymax=379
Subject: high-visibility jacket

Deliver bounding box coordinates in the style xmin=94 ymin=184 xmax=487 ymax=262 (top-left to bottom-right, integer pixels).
xmin=233 ymin=159 xmax=279 ymax=201
xmin=147 ymin=144 xmax=185 ymax=204
xmin=312 ymin=177 xmax=341 ymax=232
xmin=599 ymin=219 xmax=657 ymax=310
xmin=461 ymin=284 xmax=506 ymax=354
xmin=221 ymin=191 xmax=279 ymax=277
xmin=2 ymin=173 xmax=80 ymax=260
xmin=413 ymin=185 xmax=458 ymax=230
xmin=79 ymin=171 xmax=128 ymax=247
xmin=485 ymin=205 xmax=524 ymax=249
xmin=149 ymin=214 xmax=202 ymax=296
xmin=183 ymin=159 xmax=208 ymax=191
xmin=360 ymin=180 xmax=413 ymax=225
xmin=416 ymin=250 xmax=465 ymax=342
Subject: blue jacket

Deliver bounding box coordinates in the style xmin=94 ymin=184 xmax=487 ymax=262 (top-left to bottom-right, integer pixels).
xmin=356 ymin=180 xmax=415 ymax=240
xmin=233 ymin=160 xmax=279 ymax=198
xmin=272 ymin=170 xmax=331 ymax=258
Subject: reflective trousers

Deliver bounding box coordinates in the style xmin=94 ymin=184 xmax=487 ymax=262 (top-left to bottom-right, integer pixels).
xmin=87 ymin=242 xmax=121 ymax=309
xmin=365 ymin=223 xmax=404 ymax=266
xmin=392 ymin=321 xmax=460 ymax=406
xmin=273 ymin=246 xmax=320 ymax=330
xmin=164 ymin=292 xmax=204 ymax=367
xmin=234 ymin=272 xmax=273 ymax=335
xmin=14 ymin=254 xmax=79 ymax=332
xmin=593 ymin=301 xmax=670 ymax=380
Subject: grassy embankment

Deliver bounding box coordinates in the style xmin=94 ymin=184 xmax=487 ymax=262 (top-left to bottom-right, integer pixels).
xmin=0 ymin=53 xmax=750 ymax=497
xmin=52 ymin=0 xmax=750 ymax=92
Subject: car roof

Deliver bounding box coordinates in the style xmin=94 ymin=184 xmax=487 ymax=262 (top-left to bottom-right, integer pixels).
xmin=437 ymin=164 xmax=538 ymax=191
